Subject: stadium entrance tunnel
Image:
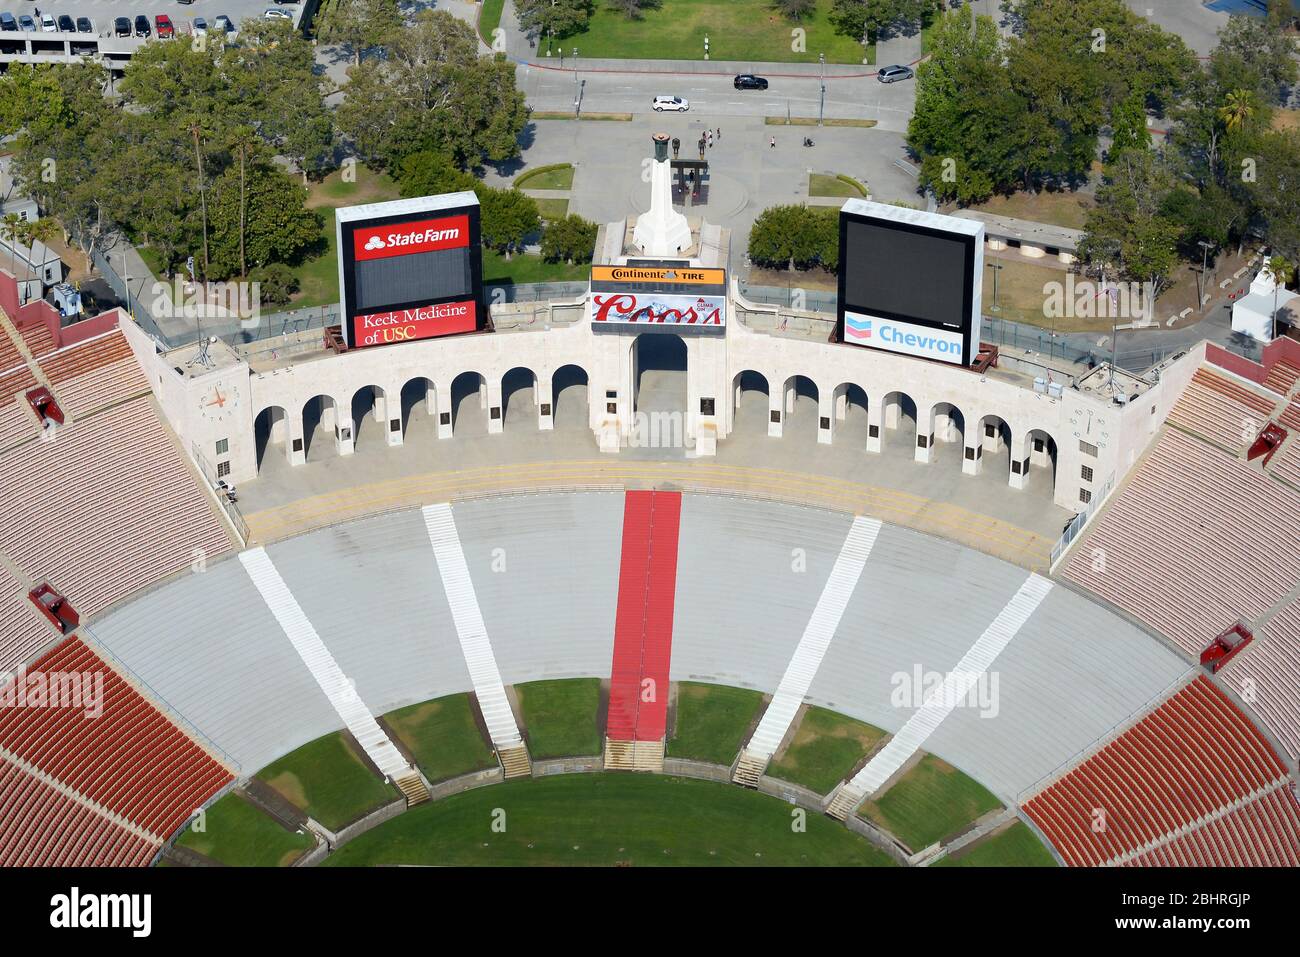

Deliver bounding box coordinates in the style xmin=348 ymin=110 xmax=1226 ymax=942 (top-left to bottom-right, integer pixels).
xmin=501 ymin=366 xmax=539 ymax=429
xmin=1021 ymin=428 xmax=1059 ymax=497
xmin=926 ymin=401 xmax=966 ymax=469
xmin=301 ymin=394 xmax=342 ymax=463
xmin=551 ymin=364 xmax=589 ymax=432
xmin=781 ymin=375 xmax=820 ymax=441
xmin=400 ymin=376 xmax=437 ymax=437
xmin=731 ymin=370 xmax=770 ymax=436
xmin=350 ymin=384 xmax=388 ymax=451
xmin=450 ymin=371 xmax=488 ymax=435
xmin=253 ymin=405 xmax=290 ymax=473
xmin=880 ymin=390 xmax=919 ymax=458
xmin=631 ymin=333 xmax=687 ymax=416
xmin=830 ymin=382 xmax=870 ymax=448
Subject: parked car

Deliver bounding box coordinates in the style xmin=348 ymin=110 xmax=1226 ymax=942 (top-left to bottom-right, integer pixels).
xmin=191 ymin=15 xmax=206 ymax=35
xmin=134 ymin=14 xmax=150 ymax=36
xmin=39 ymin=13 xmax=55 ymax=31
xmin=652 ymin=95 xmax=689 ymax=113
xmin=56 ymin=13 xmax=73 ymax=32
xmin=75 ymin=16 xmax=91 ymax=33
xmin=733 ymin=74 xmax=768 ymax=90
xmin=113 ymin=15 xmax=130 ymax=36
xmin=177 ymin=0 xmax=194 ymax=4
xmin=155 ymin=14 xmax=173 ymax=37
xmin=876 ymin=64 xmax=914 ymax=83
xmin=213 ymin=14 xmax=233 ymax=33
xmin=263 ymin=7 xmax=292 ymax=20
xmin=18 ymin=13 xmax=34 ymax=30
xmin=0 ymin=12 xmax=17 ymax=31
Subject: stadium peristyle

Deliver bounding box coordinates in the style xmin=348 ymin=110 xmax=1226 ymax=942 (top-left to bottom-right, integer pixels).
xmin=2 ymin=157 xmax=1299 ymax=882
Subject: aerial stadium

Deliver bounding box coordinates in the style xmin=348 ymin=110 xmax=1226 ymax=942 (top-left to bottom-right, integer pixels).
xmin=2 ymin=142 xmax=1297 ymax=880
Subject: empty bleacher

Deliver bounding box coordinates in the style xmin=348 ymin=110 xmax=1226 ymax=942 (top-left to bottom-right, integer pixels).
xmin=1125 ymin=787 xmax=1300 ymax=867
xmin=1263 ymin=358 xmax=1300 ymax=399
xmin=0 ymin=753 xmax=158 ymax=867
xmin=0 ymin=394 xmax=232 ymax=621
xmin=1269 ymin=400 xmax=1300 ymax=489
xmin=0 ymin=636 xmax=234 ymax=840
xmin=1166 ymin=367 xmax=1278 ymax=452
xmin=0 ymin=563 xmax=56 ymax=680
xmin=1024 ymin=676 xmax=1294 ymax=867
xmin=39 ymin=330 xmax=149 ymax=421
xmin=1222 ymin=601 xmax=1300 ymax=761
xmin=1063 ymin=427 xmax=1300 ymax=657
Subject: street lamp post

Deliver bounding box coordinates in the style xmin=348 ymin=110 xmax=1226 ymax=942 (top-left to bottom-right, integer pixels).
xmin=1197 ymin=240 xmax=1213 ymax=312
xmin=818 ymin=53 xmax=826 ymax=127
xmin=988 ymin=260 xmax=1003 ymax=312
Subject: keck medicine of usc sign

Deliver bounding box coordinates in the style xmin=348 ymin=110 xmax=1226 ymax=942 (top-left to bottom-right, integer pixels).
xmin=354 ymin=300 xmax=477 ymax=347
xmin=352 ymin=215 xmax=469 ymax=261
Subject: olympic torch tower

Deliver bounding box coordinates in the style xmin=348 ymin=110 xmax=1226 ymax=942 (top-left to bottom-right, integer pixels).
xmin=632 ymin=133 xmax=693 ymax=257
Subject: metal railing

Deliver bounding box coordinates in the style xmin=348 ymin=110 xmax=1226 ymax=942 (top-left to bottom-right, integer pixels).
xmin=1049 ymin=471 xmax=1116 ymax=570
xmin=189 ymin=441 xmax=251 ymax=546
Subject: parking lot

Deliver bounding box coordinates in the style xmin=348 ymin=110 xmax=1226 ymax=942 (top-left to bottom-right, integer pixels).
xmin=0 ymin=0 xmax=302 ymax=61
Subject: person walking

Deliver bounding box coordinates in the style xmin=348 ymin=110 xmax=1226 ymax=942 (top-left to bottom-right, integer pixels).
xmin=716 ymin=127 xmax=721 ymax=142
xmin=769 ymin=136 xmax=776 ymax=149
xmin=672 ymin=137 xmax=680 ymax=159
xmin=707 ymin=130 xmax=713 ymax=148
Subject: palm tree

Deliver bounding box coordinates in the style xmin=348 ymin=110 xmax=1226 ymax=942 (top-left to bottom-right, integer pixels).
xmin=1218 ymin=89 xmax=1257 ymax=134
xmin=190 ymin=121 xmax=211 ymax=286
xmin=229 ymin=126 xmax=257 ymax=280
xmin=1267 ymin=254 xmax=1296 ymax=341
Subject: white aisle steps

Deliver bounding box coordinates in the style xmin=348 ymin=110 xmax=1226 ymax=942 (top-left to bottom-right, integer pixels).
xmin=239 ymin=548 xmax=429 ymax=804
xmin=733 ymin=516 xmax=882 ymax=784
xmin=827 ymin=573 xmax=1053 ymax=818
xmin=422 ymin=503 xmax=531 ymax=778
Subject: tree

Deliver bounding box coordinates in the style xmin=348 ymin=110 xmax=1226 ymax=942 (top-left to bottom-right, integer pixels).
xmin=832 ymin=0 xmax=941 ymax=45
xmin=540 ymin=214 xmax=598 ymax=264
xmin=478 ymin=187 xmax=541 ymax=259
xmin=1210 ymin=13 xmax=1298 ymax=105
xmin=315 ymin=0 xmax=403 ymax=66
xmin=1108 ymin=92 xmax=1149 ymax=158
xmin=336 ymin=12 xmax=530 ymax=170
xmin=249 ymin=263 xmax=300 ymax=309
xmin=1266 ymin=254 xmax=1295 ymax=340
xmin=772 ymin=0 xmax=815 ymax=20
xmin=747 ymin=205 xmax=838 ymax=271
xmin=1218 ymin=88 xmax=1257 ymax=134
xmin=1079 ymin=149 xmax=1181 ymax=301
xmin=208 ymin=162 xmax=322 ymax=279
xmin=395 ymin=151 xmax=479 ymax=198
xmin=516 ymin=0 xmax=593 ymax=43
xmin=1249 ymin=130 xmax=1300 ymax=264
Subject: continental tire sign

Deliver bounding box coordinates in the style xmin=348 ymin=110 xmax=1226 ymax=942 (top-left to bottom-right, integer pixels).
xmin=590 ymin=265 xmax=726 ymax=329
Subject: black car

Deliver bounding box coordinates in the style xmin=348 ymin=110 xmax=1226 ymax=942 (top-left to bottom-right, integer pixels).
xmin=114 ymin=15 xmax=130 ymax=36
xmin=56 ymin=13 xmax=72 ymax=31
xmin=734 ymin=74 xmax=769 ymax=90
xmin=134 ymin=13 xmax=150 ymax=36
xmin=75 ymin=16 xmax=91 ymax=32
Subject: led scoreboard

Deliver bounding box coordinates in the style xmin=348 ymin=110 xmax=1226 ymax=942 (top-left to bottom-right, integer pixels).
xmin=335 ymin=192 xmax=486 ymax=349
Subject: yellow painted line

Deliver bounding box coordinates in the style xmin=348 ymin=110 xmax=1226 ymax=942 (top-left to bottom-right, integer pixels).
xmin=244 ymin=459 xmax=1052 ymax=571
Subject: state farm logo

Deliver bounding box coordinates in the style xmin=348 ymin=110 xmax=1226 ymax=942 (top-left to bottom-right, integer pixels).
xmin=353 ymin=214 xmax=470 ymax=261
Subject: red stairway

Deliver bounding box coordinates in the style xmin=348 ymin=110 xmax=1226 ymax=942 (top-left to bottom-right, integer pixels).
xmin=607 ymin=490 xmax=682 ymax=743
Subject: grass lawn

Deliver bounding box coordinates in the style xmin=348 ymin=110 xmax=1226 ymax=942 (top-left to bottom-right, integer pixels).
xmin=967 ymin=190 xmax=1093 ymax=231
xmin=858 ymin=754 xmax=1002 ymax=851
xmin=175 ymin=792 xmax=315 ymax=867
xmin=292 ymin=164 xmax=402 ymax=309
xmin=479 ymin=0 xmax=505 ymax=41
xmin=532 ymin=111 xmax=634 ymax=121
xmin=324 ymin=773 xmax=896 ymax=866
xmin=537 ymin=0 xmax=873 ymax=65
xmin=535 ymin=198 xmax=570 ymax=221
xmin=481 ymin=249 xmax=591 ymax=286
xmin=515 ymin=678 xmax=602 ymax=758
xmin=767 ymin=706 xmax=885 ymax=795
xmin=666 ymin=682 xmax=763 ymax=766
xmin=809 ymin=172 xmax=867 ymax=198
xmin=765 ymin=117 xmax=877 ymax=127
xmin=937 ymin=820 xmax=1058 ymax=867
xmin=257 ymin=732 xmax=399 ymax=832
xmin=384 ymin=694 xmax=497 ymax=784
xmin=514 ymin=164 xmax=575 ymax=191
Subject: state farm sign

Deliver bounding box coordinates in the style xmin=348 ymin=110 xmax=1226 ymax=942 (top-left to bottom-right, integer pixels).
xmin=354 ymin=300 xmax=476 ymax=347
xmin=591 ymin=293 xmax=725 ymax=327
xmin=353 ymin=214 xmax=470 ymax=262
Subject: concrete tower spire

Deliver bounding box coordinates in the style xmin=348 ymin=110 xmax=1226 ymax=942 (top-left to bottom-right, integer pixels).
xmin=632 ymin=133 xmax=692 ymax=257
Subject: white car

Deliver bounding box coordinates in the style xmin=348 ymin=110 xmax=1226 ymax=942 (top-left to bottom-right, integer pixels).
xmin=652 ymin=95 xmax=689 ymax=113
xmin=263 ymin=7 xmax=292 ymax=19
xmin=39 ymin=13 xmax=55 ymax=31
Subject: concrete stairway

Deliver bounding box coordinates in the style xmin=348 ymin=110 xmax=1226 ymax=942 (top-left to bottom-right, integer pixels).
xmin=498 ymin=745 xmax=533 ymax=779
xmin=393 ymin=770 xmax=431 ymax=806
xmin=732 ymin=750 xmax=766 ymax=788
xmin=825 ymin=786 xmax=862 ymax=821
xmin=603 ymin=737 xmax=664 ymax=772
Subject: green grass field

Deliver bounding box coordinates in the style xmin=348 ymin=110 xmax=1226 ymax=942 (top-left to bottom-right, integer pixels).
xmin=767 ymin=707 xmax=885 ymax=795
xmin=257 ymin=732 xmax=400 ymax=832
xmin=937 ymin=820 xmax=1058 ymax=868
xmin=324 ymin=773 xmax=896 ymax=866
xmin=667 ymin=682 xmax=763 ymax=766
xmin=538 ymin=0 xmax=873 ymax=65
xmin=535 ymin=198 xmax=570 ymax=221
xmin=384 ymin=694 xmax=497 ymax=783
xmin=859 ymin=754 xmax=1002 ymax=851
xmin=481 ymin=248 xmax=591 ymax=286
xmin=293 ymin=164 xmax=402 ymax=309
xmin=809 ymin=173 xmax=867 ymax=198
xmin=514 ymin=164 xmax=575 ymax=191
xmin=175 ymin=792 xmax=315 ymax=867
xmin=479 ymin=0 xmax=505 ymax=42
xmin=515 ymin=679 xmax=602 ymax=758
